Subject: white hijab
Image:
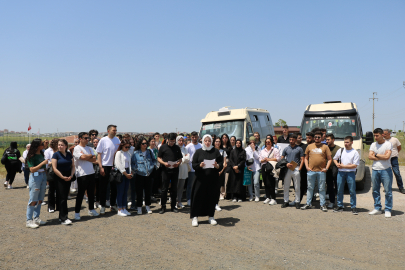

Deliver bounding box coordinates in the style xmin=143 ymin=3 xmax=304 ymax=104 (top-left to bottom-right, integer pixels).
xmin=176 ymin=136 xmax=184 ymax=147
xmin=201 ymin=134 xmax=213 ymax=151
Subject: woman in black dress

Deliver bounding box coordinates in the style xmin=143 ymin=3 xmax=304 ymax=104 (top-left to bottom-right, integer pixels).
xmin=190 ymin=134 xmax=223 ymax=227
xmin=226 ymin=139 xmax=246 ymax=202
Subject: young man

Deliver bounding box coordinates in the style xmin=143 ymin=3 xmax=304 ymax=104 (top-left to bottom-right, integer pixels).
xmin=96 ymin=124 xmax=120 ymax=214
xmin=185 ymin=131 xmax=202 ymax=206
xmin=333 ymin=136 xmax=360 ymax=214
xmin=153 ymin=133 xmax=161 ymax=148
xmin=73 ymin=132 xmax=99 ymax=220
xmin=281 ymin=134 xmax=304 ymax=209
xmin=297 ymin=132 xmax=312 ymax=203
xmin=277 ymin=125 xmax=290 ymax=144
xmin=368 ymin=128 xmax=393 ymax=218
xmin=158 ymin=133 xmax=183 ymax=214
xmin=301 ymin=131 xmax=332 ymax=212
xmin=383 ymin=129 xmax=404 ymax=194
xmin=325 ymin=134 xmax=341 ymax=208
xmin=87 ymin=129 xmax=99 ymax=148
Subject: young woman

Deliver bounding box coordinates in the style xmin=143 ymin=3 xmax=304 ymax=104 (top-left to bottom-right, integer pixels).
xmin=25 ymin=139 xmax=49 ymax=228
xmin=114 ymin=139 xmax=133 ymax=217
xmin=2 ymin=141 xmax=22 ymax=189
xmin=190 ymin=135 xmax=223 ymax=227
xmin=214 ymin=137 xmax=227 ymax=210
xmin=45 ymin=138 xmax=59 ymax=213
xmin=131 ymin=137 xmax=156 ymax=215
xmin=230 ymin=136 xmax=236 ymax=149
xmin=227 ymin=139 xmax=246 ymax=202
xmin=259 ymin=137 xmax=281 ymax=205
xmin=52 ymin=139 xmax=75 ymax=225
xmin=176 ymin=136 xmax=190 ymax=209
xmin=220 ymin=134 xmax=232 ymax=199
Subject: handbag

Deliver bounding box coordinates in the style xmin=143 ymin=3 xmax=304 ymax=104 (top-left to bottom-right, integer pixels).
xmin=262 ymin=149 xmax=274 ymax=173
xmin=109 ymin=167 xmax=122 ymax=183
xmin=46 ymin=166 xmax=55 ymax=181
xmin=243 ymin=167 xmax=252 ymax=186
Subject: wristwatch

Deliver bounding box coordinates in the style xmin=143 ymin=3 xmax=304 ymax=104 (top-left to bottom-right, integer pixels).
xmin=375 ymin=153 xmax=378 ymax=158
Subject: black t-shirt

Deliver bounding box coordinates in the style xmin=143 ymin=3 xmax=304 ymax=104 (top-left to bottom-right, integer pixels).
xmin=278 ymin=135 xmax=290 ymax=144
xmin=297 ymin=143 xmax=307 ymax=154
xmin=158 ymin=144 xmax=183 ymax=173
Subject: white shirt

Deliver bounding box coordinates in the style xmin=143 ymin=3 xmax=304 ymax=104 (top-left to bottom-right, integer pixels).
xmin=333 ymin=148 xmax=360 ymax=172
xmin=73 ymin=145 xmax=95 ymax=177
xmin=96 ymin=136 xmax=120 ymax=166
xmin=44 ymin=148 xmax=54 ymax=168
xmin=370 ymin=141 xmax=393 ymax=170
xmin=186 ymin=142 xmax=202 ymax=172
xmin=244 ymin=146 xmax=261 ymax=171
xmin=386 ymin=137 xmax=401 ymax=158
xmin=114 ymin=150 xmax=132 ymax=174
xmin=22 ymin=150 xmax=28 ymax=168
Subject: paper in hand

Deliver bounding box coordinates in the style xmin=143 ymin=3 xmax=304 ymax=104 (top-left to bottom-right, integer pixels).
xmin=167 ymin=161 xmax=177 ymax=169
xmin=203 ymin=159 xmax=216 ymax=169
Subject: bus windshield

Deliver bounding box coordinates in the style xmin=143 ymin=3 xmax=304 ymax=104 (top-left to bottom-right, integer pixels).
xmin=301 ymin=115 xmax=360 ymax=140
xmin=200 ymin=120 xmax=244 ymax=140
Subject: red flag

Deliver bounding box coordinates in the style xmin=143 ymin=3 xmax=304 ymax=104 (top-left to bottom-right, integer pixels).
xmin=28 ymin=123 xmax=31 ymax=131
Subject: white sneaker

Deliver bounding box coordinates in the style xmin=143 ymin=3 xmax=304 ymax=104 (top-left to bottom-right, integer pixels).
xmin=208 ymin=217 xmax=217 ymax=225
xmin=95 ymin=202 xmax=100 ymax=209
xmin=325 ymin=194 xmax=330 ymax=200
xmin=74 ymin=213 xmax=81 ymax=220
xmin=168 ymin=197 xmax=171 ymax=203
xmin=232 ymin=199 xmax=237 ymax=202
xmin=88 ymin=210 xmax=99 ymax=217
xmin=289 ymin=201 xmax=296 ymax=206
xmin=70 ymin=188 xmax=77 ymax=193
xmin=215 ymin=205 xmax=222 ymax=211
xmin=263 ymin=198 xmax=270 ymax=204
xmin=143 ymin=201 xmax=145 ymax=206
xmin=187 ymin=199 xmax=191 ymax=206
xmin=127 ymin=201 xmax=132 ymax=206
xmin=34 ymin=218 xmax=46 ymax=226
xmin=219 ymin=196 xmax=224 ymax=201
xmin=61 ymin=219 xmax=72 ymax=225
xmin=146 ymin=206 xmax=152 ymax=214
xmin=315 ymin=193 xmax=320 ymax=198
xmin=327 ymin=202 xmax=334 ymax=209
xmin=4 ymin=181 xmax=8 ymax=187
xmin=7 ymin=185 xmax=13 ymax=189
xmin=192 ymin=217 xmax=198 ymax=227
xmin=106 ymin=200 xmax=111 ymax=207
xmin=137 ymin=207 xmax=142 ymax=215
xmin=117 ymin=210 xmax=127 ymax=217
xmin=41 ymin=201 xmax=47 ymax=206
xmin=269 ymin=199 xmax=277 ymax=205
xmin=48 ymin=209 xmax=55 ymax=213
xmin=249 ymin=196 xmax=253 ymax=202
xmin=177 ymin=202 xmax=184 ymax=209
xmin=369 ymin=209 xmax=382 ymax=215
xmin=237 ymin=199 xmax=242 ymax=202
xmin=26 ymin=220 xmax=39 ymax=228
xmin=123 ymin=209 xmax=131 ymax=216
xmin=100 ymin=207 xmax=106 ymax=215
xmin=255 ymin=197 xmax=260 ymax=202
xmin=385 ymin=211 xmax=392 ymax=218
xmin=26 ymin=185 xmax=29 ymax=189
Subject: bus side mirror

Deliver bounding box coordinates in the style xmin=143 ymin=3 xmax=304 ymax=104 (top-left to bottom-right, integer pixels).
xmin=363 ymin=131 xmax=373 ymax=145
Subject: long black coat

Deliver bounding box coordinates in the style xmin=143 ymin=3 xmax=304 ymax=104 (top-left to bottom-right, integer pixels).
xmin=190 ymin=148 xmax=223 ymax=218
xmin=226 ymin=148 xmax=246 ymax=196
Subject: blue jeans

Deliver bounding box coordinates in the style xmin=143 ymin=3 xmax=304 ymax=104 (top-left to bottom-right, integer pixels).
xmin=116 ymin=168 xmax=130 ymax=208
xmin=391 ymin=157 xmax=403 ymax=189
xmin=371 ymin=168 xmax=393 ymax=212
xmin=187 ymin=172 xmax=195 ymax=201
xmin=249 ymin=170 xmax=260 ymax=198
xmin=337 ymin=171 xmax=356 ymax=208
xmin=26 ymin=171 xmax=47 ymax=221
xmin=306 ymin=171 xmax=326 ymax=206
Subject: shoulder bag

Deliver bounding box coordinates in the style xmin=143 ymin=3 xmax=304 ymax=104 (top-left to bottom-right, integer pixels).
xmin=109 ymin=151 xmax=122 ymax=183
xmin=262 ymin=149 xmax=274 ymax=173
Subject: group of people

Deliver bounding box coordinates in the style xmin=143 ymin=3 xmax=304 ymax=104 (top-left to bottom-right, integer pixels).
xmin=1 ymin=124 xmax=402 ymax=228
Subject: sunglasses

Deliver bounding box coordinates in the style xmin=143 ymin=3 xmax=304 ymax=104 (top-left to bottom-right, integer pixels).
xmin=314 ymin=136 xmax=322 ymax=139
xmin=82 ymin=137 xmax=89 ymax=140
xmin=141 ymin=143 xmax=148 ymax=145
xmin=124 ymin=146 xmax=130 ymax=149
xmin=91 ymin=134 xmax=97 ymax=136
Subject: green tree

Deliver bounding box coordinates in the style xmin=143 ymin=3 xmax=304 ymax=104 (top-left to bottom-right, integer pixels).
xmin=275 ymin=119 xmax=287 ymax=127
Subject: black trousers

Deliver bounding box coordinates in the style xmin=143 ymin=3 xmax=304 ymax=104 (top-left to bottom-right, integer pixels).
xmin=75 ymin=174 xmax=95 ymax=213
xmin=135 ymin=174 xmax=152 ymax=207
xmin=300 ymin=167 xmax=308 ymax=203
xmin=56 ymin=176 xmax=71 ymax=222
xmin=152 ymin=167 xmax=161 ymax=194
xmin=97 ymin=166 xmax=115 ymax=207
xmin=326 ymin=169 xmax=337 ymax=204
xmin=48 ymin=178 xmax=58 ymax=211
xmin=262 ymin=171 xmax=276 ymax=199
xmin=161 ymin=170 xmax=178 ymax=209
xmin=5 ymin=167 xmax=18 ymax=185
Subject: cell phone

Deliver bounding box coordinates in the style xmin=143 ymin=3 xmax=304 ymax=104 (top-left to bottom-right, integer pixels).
xmin=34 ymin=172 xmax=39 ymax=176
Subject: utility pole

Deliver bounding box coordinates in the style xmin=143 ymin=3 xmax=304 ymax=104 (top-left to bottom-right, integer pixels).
xmin=369 ymin=92 xmax=378 ymax=131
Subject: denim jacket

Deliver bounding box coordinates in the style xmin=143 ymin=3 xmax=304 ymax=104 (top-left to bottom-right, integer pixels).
xmin=131 ymin=149 xmax=157 ymax=176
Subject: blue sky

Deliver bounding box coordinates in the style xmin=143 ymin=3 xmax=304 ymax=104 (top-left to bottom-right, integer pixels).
xmin=1 ymin=1 xmax=404 ymax=134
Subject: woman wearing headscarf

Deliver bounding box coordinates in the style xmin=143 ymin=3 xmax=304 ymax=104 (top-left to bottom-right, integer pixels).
xmin=2 ymin=141 xmax=22 ymax=189
xmin=176 ymin=136 xmax=190 ymax=209
xmin=226 ymin=139 xmax=246 ymax=202
xmin=190 ymin=135 xmax=223 ymax=227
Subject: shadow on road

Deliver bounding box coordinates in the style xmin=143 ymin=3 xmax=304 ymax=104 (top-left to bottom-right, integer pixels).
xmin=216 ymin=217 xmax=240 ymax=227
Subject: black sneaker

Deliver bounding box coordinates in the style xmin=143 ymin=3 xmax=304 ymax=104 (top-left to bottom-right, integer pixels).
xmin=399 ymin=188 xmax=405 ymax=194
xmin=352 ymin=208 xmax=358 ymax=215
xmin=159 ymin=207 xmax=166 ymax=214
xmin=320 ymin=205 xmax=328 ymax=212
xmin=281 ymin=202 xmax=289 ymax=208
xmin=295 ymin=203 xmax=300 ymax=209
xmin=171 ymin=208 xmax=179 ymax=213
xmin=301 ymin=204 xmax=312 ymax=210
xmin=333 ymin=206 xmax=344 ymax=212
